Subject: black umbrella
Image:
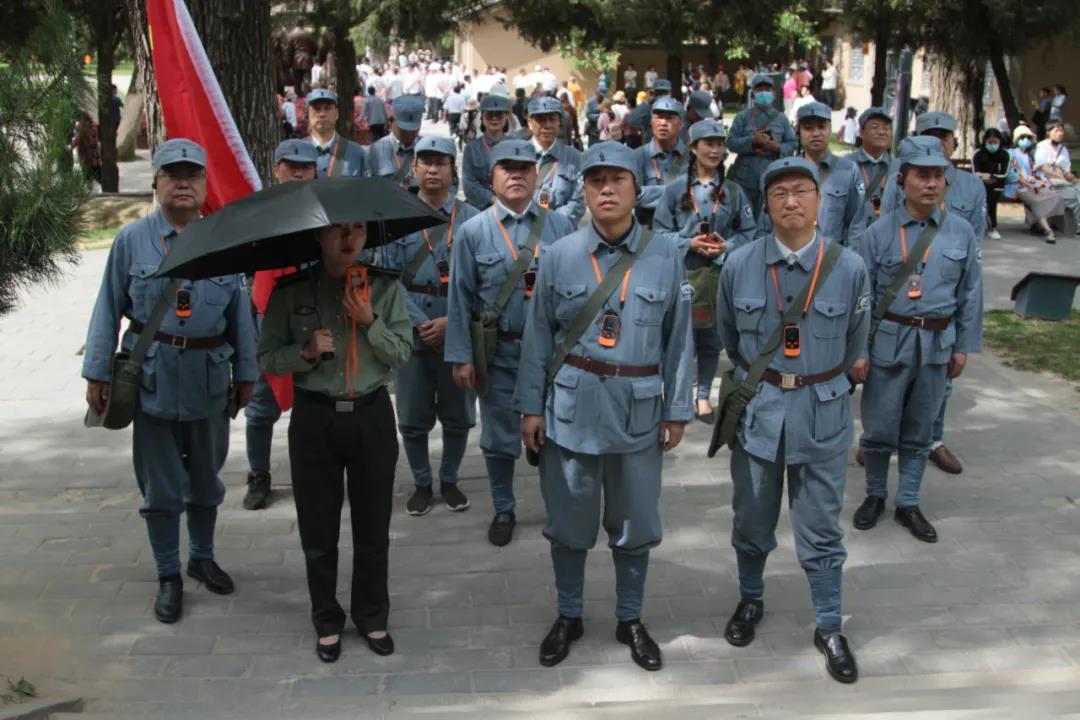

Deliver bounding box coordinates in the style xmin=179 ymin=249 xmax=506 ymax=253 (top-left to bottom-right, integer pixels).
xmin=153 ymin=177 xmax=446 ymax=279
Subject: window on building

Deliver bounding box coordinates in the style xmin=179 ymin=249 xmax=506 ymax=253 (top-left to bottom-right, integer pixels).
xmin=848 ymin=44 xmax=865 ymax=85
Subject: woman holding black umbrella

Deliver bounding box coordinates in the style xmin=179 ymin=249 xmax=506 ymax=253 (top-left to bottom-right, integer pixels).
xmin=259 ymin=220 xmax=413 ymax=662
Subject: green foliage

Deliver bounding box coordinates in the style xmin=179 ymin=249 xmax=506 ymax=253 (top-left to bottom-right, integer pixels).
xmin=560 ymin=28 xmax=620 ymax=78
xmin=0 ymin=1 xmax=91 ymax=315
xmin=0 ymin=677 xmax=37 ymax=704
xmin=776 ymin=3 xmax=820 ymax=51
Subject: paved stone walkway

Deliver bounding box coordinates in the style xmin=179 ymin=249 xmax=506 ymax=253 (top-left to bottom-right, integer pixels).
xmin=2 ymin=201 xmax=1080 ymax=718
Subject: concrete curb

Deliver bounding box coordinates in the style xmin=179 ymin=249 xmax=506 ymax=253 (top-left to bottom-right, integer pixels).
xmin=0 ymin=698 xmax=83 ymax=720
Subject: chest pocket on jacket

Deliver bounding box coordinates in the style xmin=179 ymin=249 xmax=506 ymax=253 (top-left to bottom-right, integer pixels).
xmin=734 ymin=296 xmax=766 ymax=335
xmin=875 ymin=255 xmax=903 ymax=291
xmin=822 ymin=186 xmax=848 ymax=225
xmin=810 ymin=298 xmax=847 ymax=339
xmin=632 ymin=286 xmax=668 ymax=325
xmin=475 ymin=252 xmax=507 ymax=289
xmin=202 ymin=276 xmax=233 ymax=306
xmin=128 ymin=262 xmax=161 ymax=310
xmin=813 ymin=374 xmax=851 ymax=441
xmin=938 ymin=247 xmax=967 ymax=282
xmin=554 ymin=283 xmax=588 ymax=323
xmin=948 ymin=199 xmax=974 ymax=224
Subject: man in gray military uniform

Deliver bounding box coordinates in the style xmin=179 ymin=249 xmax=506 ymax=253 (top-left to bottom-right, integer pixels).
xmin=626 ymin=78 xmax=673 ymax=145
xmin=726 ymin=75 xmax=797 ymax=215
xmin=522 ymin=96 xmax=586 ymax=225
xmin=878 ymin=111 xmax=986 ymax=475
xmin=83 ymin=139 xmax=258 ymax=623
xmin=445 ymin=139 xmax=576 ymax=547
xmin=847 ymin=107 xmax=893 ymax=227
xmin=515 ymin=141 xmax=694 ymax=672
xmin=716 ymin=157 xmax=869 ymax=684
xmin=851 ymin=136 xmax=982 ymax=544
xmin=368 ymin=94 xmax=424 ymax=186
xmin=634 ymin=96 xmax=687 ymax=227
xmin=378 ymin=136 xmax=481 ymax=517
xmin=305 ymin=88 xmax=368 ymax=178
xmin=755 ymin=102 xmax=867 ymax=249
xmin=242 ymin=139 xmax=319 ymax=511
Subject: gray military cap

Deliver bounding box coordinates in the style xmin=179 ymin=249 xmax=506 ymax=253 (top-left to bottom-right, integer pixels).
xmin=858 ymin=106 xmax=892 ymax=128
xmin=651 ymin=96 xmax=685 ymax=117
xmin=153 ymin=138 xmax=206 ymax=171
xmin=796 ymin=101 xmax=832 ymax=123
xmin=307 ymin=88 xmax=338 ymax=105
xmin=687 ymin=91 xmax=714 ymax=118
xmin=413 ymin=136 xmax=457 ymax=158
xmin=580 ymin=141 xmax=641 ymax=185
xmin=761 ymin=156 xmax=821 ymax=192
xmin=527 ymin=96 xmax=563 ymax=116
xmin=914 ymin=111 xmax=956 ymax=135
xmin=653 ymin=79 xmax=672 ymax=93
xmin=897 ymin=136 xmax=950 ymax=168
xmin=688 ymin=119 xmax=727 ymax=143
xmin=750 ymin=74 xmax=775 ymax=89
xmin=392 ymin=95 xmax=424 ymax=131
xmin=480 ymin=94 xmax=511 ymax=113
xmin=489 ymin=139 xmax=536 ymax=168
xmin=274 ymin=139 xmax=318 ymax=164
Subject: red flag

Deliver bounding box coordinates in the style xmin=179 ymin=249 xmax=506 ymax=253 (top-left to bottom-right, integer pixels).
xmin=148 ymin=0 xmax=295 ymax=410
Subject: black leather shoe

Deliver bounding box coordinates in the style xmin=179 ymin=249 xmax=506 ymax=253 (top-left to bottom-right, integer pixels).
xmin=539 ymin=616 xmax=583 ymax=667
xmin=488 ymin=512 xmax=516 ymax=547
xmin=365 ymin=632 xmax=395 ymax=656
xmin=853 ymin=496 xmax=886 ymax=530
xmin=316 ymin=636 xmax=341 ymax=663
xmin=242 ymin=471 xmax=272 ymax=510
xmin=154 ymin=574 xmax=183 ymax=624
xmin=186 ymin=558 xmax=235 ymax=595
xmin=724 ymin=598 xmax=763 ymax=647
xmin=895 ymin=506 xmax=938 ymax=543
xmin=616 ymin=619 xmax=662 ymax=671
xmin=814 ymin=628 xmax=858 ymax=683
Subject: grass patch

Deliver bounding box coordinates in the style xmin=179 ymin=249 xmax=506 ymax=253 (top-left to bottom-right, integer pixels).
xmin=79 ymin=227 xmax=121 ymax=251
xmin=983 ymin=309 xmax=1080 ymax=387
xmin=1 ymin=677 xmax=36 ymax=705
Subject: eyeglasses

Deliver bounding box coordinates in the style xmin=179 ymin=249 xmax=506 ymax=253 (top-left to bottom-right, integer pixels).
xmin=767 ymin=186 xmax=817 ymax=202
xmin=159 ymin=168 xmax=207 ymax=181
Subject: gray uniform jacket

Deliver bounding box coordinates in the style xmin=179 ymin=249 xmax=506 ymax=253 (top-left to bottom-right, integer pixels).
xmin=378 ymin=196 xmax=481 ymax=327
xmin=368 ymin=133 xmax=416 ymax=182
xmin=462 ymin=134 xmax=500 ymax=209
xmin=445 ymin=201 xmax=576 ymax=370
xmin=717 ymin=233 xmax=870 ymax=464
xmin=726 ymin=107 xmax=797 ymax=196
xmin=308 ymin=133 xmax=368 ymax=177
xmin=534 ymin=140 xmax=586 ymax=226
xmin=847 ymin=148 xmax=892 ymax=227
xmin=82 ymin=210 xmax=259 ymax=421
xmin=514 ymin=222 xmax=695 ymax=454
xmin=636 ymin=138 xmax=688 ymax=214
xmin=652 ymin=173 xmax=757 ymax=259
xmin=858 ymin=206 xmax=983 ymax=367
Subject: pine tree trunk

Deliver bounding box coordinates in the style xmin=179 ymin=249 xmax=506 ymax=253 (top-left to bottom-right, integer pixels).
xmin=93 ymin=2 xmax=120 ymax=193
xmin=327 ymin=25 xmax=357 ymax=138
xmin=987 ymin=42 xmax=1022 ymax=131
xmin=186 ymin=0 xmax=277 ymax=185
xmin=870 ymin=30 xmax=888 ymax=106
xmin=125 ymin=0 xmax=164 ymax=151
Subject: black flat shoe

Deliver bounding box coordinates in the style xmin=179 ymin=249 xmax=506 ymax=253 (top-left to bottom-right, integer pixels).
xmin=814 ymin=628 xmax=858 ymax=683
xmin=316 ymin=636 xmax=341 ymax=663
xmin=895 ymin=506 xmax=938 ymax=543
xmin=615 ymin=619 xmax=662 ymax=671
xmin=154 ymin=574 xmax=183 ymax=624
xmin=539 ymin=616 xmax=583 ymax=667
xmin=186 ymin=558 xmax=235 ymax=595
xmin=853 ymin=496 xmax=886 ymax=530
xmin=488 ymin=512 xmax=516 ymax=547
xmin=365 ymin=632 xmax=395 ymax=656
xmin=724 ymin=598 xmax=763 ymax=647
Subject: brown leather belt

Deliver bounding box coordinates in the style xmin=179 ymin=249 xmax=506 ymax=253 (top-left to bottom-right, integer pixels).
xmin=498 ymin=331 xmax=523 ymax=341
xmin=128 ymin=319 xmax=226 ymax=350
xmin=740 ymin=360 xmax=846 ymax=390
xmin=407 ymin=284 xmax=449 ymax=297
xmin=566 ymin=355 xmax=659 ymax=378
xmin=883 ymin=312 xmax=952 ymax=331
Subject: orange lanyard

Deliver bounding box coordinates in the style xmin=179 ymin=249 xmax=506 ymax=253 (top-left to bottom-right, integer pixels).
xmin=589 ymin=253 xmax=633 ymax=309
xmin=899 ymin=225 xmax=932 ymax=265
xmin=326 ymin=140 xmax=338 ymax=177
xmin=768 ymin=240 xmax=824 ymax=317
xmin=159 ymin=235 xmax=171 ymax=257
xmin=422 ymin=204 xmax=457 ymax=253
xmin=858 ymin=164 xmax=886 ymax=193
xmin=492 ymin=206 xmax=540 ymax=262
xmin=689 ymin=184 xmax=720 ymax=224
xmin=342 ymin=268 xmax=368 ymax=398
xmin=538 ymin=158 xmax=558 ymax=192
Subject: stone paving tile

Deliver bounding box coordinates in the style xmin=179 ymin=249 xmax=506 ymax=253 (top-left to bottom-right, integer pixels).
xmin=4 ymin=212 xmax=1080 ymax=714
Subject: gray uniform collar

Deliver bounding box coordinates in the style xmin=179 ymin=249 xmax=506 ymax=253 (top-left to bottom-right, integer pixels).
xmin=585 ymin=219 xmax=643 ymax=254
xmin=897 ymin=204 xmax=944 ymax=227
xmin=854 ymin=147 xmax=891 ymax=165
xmin=493 ymin=198 xmax=540 ymax=223
xmin=767 ymin=231 xmax=822 ymax=271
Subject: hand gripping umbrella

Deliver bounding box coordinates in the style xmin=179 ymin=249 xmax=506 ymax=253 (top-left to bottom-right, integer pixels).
xmin=153 ymin=176 xmax=446 ymax=279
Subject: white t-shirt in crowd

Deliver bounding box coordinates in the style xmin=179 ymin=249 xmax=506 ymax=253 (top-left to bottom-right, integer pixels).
xmin=624 ymin=69 xmax=638 ymax=87
xmin=822 ymin=66 xmax=837 ymax=91
xmin=644 ymin=70 xmax=658 ymax=89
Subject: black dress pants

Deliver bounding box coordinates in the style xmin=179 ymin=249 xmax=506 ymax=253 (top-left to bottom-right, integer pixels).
xmin=288 ymin=386 xmax=398 ymax=637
